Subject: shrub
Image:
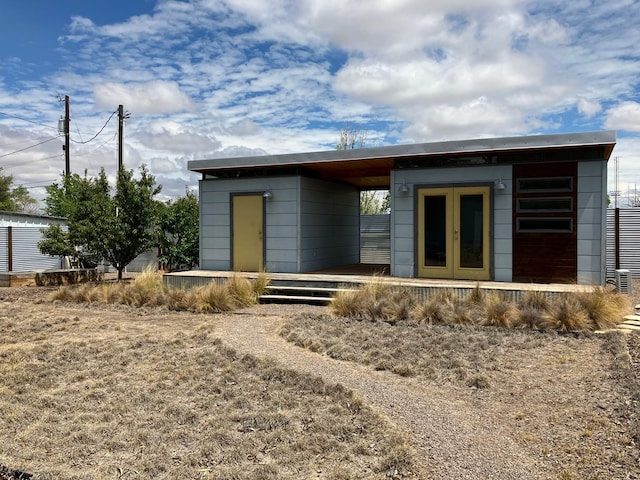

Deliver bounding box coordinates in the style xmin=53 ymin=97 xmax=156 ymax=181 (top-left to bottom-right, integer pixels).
xmin=331 ymin=288 xmax=363 ymax=318
xmin=164 ymin=288 xmax=191 ymax=311
xmin=574 ymin=286 xmax=630 ymax=330
xmin=519 ymin=290 xmax=550 ymax=312
xmin=251 ymin=272 xmax=270 ymax=296
xmin=411 ymin=290 xmax=458 ymax=324
xmin=515 ymin=305 xmax=546 ymax=330
xmin=465 ymin=283 xmax=485 ymax=306
xmin=411 ymin=299 xmax=442 ymax=324
xmin=195 ymin=281 xmax=233 ymax=312
xmin=541 ymin=295 xmax=591 ymax=332
xmin=385 ymin=289 xmax=415 ymax=323
xmin=483 ymin=293 xmax=517 ymax=328
xmin=133 ymin=265 xmax=164 ymax=291
xmin=227 ymin=274 xmax=258 ymax=307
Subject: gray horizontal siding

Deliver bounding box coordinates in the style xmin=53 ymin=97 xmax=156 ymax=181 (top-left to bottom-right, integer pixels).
xmin=299 ymin=177 xmax=359 ymax=272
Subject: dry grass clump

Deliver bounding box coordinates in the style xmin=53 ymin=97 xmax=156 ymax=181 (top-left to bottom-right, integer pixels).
xmin=0 ymin=312 xmax=413 ymax=479
xmin=331 ymin=279 xmax=416 ymax=323
xmin=331 ymin=282 xmax=630 ymax=333
xmin=48 ymin=270 xmax=269 ymax=313
xmin=483 ymin=293 xmax=517 ymax=328
xmin=194 ymin=280 xmax=234 ymax=312
xmin=574 ymin=286 xmax=631 ymax=330
xmin=541 ymin=294 xmax=592 ymax=332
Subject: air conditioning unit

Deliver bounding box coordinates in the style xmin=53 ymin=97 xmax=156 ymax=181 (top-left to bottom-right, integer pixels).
xmin=615 ymin=269 xmax=633 ymax=295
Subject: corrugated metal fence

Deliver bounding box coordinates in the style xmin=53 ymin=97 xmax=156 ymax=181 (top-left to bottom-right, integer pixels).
xmin=360 ymin=214 xmax=391 ymax=264
xmin=0 ymin=227 xmax=62 ymax=272
xmin=606 ymin=208 xmax=640 ymax=279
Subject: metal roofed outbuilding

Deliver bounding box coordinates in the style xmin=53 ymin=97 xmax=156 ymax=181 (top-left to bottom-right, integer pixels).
xmin=189 ymin=131 xmax=616 ymax=285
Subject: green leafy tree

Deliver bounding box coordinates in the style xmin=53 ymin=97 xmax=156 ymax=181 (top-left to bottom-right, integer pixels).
xmin=158 ymin=190 xmax=199 ymax=272
xmin=0 ymin=167 xmax=38 ymax=213
xmin=39 ymin=165 xmax=161 ymax=280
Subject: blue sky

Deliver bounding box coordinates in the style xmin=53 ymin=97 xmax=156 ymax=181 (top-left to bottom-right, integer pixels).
xmin=1 ymin=0 xmax=640 ymax=205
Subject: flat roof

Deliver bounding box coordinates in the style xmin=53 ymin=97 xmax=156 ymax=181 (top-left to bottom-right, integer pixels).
xmin=189 ymin=130 xmax=616 ymax=188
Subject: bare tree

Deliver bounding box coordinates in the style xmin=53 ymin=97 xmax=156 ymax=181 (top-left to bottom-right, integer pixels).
xmin=336 ymin=126 xmax=367 ymax=150
xmin=336 ymin=127 xmax=389 ymax=214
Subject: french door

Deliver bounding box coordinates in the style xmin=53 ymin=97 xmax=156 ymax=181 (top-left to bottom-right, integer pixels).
xmin=417 ymin=186 xmax=490 ymax=280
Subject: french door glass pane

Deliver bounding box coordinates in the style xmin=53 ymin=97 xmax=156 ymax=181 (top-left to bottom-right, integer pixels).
xmin=459 ymin=194 xmax=483 ymax=269
xmin=424 ymin=195 xmax=446 ymax=266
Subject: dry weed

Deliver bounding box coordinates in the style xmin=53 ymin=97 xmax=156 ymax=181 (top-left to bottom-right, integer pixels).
xmin=195 ymin=281 xmax=234 ymax=312
xmin=47 ymin=272 xmax=265 ymax=313
xmin=575 ymin=286 xmax=630 ymax=330
xmin=411 ymin=299 xmax=443 ymax=324
xmin=251 ymin=271 xmax=270 ymax=296
xmin=542 ymin=295 xmax=591 ymax=332
xmin=227 ymin=273 xmax=258 ymax=307
xmin=0 ymin=311 xmax=412 ymax=479
xmin=515 ymin=305 xmax=547 ymax=330
xmin=519 ymin=290 xmax=551 ymax=312
xmin=332 ymin=280 xmax=628 ymax=334
xmin=465 ymin=283 xmax=485 ymax=306
xmin=483 ymin=293 xmax=518 ymax=328
xmin=330 ymin=288 xmax=363 ymax=318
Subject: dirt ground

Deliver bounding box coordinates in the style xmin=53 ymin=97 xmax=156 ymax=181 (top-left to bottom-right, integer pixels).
xmin=1 ymin=280 xmax=640 ymax=479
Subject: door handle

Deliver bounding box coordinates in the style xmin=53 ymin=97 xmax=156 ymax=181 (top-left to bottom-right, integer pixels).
xmin=454 ymin=229 xmax=459 ymax=240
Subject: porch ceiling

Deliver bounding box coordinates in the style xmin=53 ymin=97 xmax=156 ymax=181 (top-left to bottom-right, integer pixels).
xmin=299 ymin=157 xmax=394 ymax=188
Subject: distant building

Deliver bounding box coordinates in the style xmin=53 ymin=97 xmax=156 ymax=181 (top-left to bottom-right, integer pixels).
xmin=0 ymin=211 xmax=66 ymax=272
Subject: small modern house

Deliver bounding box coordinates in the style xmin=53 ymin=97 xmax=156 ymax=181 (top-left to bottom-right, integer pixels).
xmin=188 ymin=131 xmax=615 ymax=285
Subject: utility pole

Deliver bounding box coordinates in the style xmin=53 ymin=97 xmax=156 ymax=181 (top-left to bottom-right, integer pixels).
xmin=118 ymin=104 xmax=124 ymax=172
xmin=64 ymin=95 xmax=70 ymax=177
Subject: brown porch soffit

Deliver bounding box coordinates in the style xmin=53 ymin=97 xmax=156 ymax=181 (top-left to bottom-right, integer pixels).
xmin=187 ymin=131 xmax=616 ymax=189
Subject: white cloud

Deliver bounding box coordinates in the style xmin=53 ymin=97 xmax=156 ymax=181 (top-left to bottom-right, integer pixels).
xmin=134 ymin=124 xmax=221 ymax=154
xmin=605 ymin=102 xmax=640 ymax=132
xmin=4 ymin=0 xmax=640 ymax=204
xmin=93 ymin=81 xmax=193 ymax=115
xmin=577 ymin=99 xmax=602 ymax=118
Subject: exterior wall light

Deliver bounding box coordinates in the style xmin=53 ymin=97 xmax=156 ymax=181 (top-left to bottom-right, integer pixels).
xmin=399 ymin=181 xmax=410 ymax=194
xmin=495 ymin=178 xmax=506 ymax=191
xmin=263 ymin=190 xmax=273 ymax=199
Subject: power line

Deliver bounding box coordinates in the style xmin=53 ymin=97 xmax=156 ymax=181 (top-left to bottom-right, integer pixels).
xmin=70 ymin=110 xmax=118 ymax=145
xmin=73 ymin=131 xmax=118 ymax=158
xmin=0 ymin=136 xmax=59 ymax=159
xmin=14 ymin=180 xmax=58 ymax=189
xmin=0 ymin=110 xmax=58 ymax=130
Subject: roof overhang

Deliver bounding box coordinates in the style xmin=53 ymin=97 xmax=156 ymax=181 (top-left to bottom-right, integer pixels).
xmin=188 ymin=131 xmax=617 ymax=189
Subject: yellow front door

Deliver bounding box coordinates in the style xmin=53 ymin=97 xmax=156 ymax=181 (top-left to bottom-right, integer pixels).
xmin=417 ymin=186 xmax=490 ymax=280
xmin=232 ymin=194 xmax=264 ymax=271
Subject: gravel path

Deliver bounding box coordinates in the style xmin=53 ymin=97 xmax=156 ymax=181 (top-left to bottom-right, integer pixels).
xmin=220 ymin=306 xmax=552 ymax=480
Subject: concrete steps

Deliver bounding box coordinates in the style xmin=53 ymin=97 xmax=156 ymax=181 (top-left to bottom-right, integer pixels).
xmin=259 ymin=284 xmax=353 ymax=306
xmin=617 ymin=314 xmax=640 ymax=332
